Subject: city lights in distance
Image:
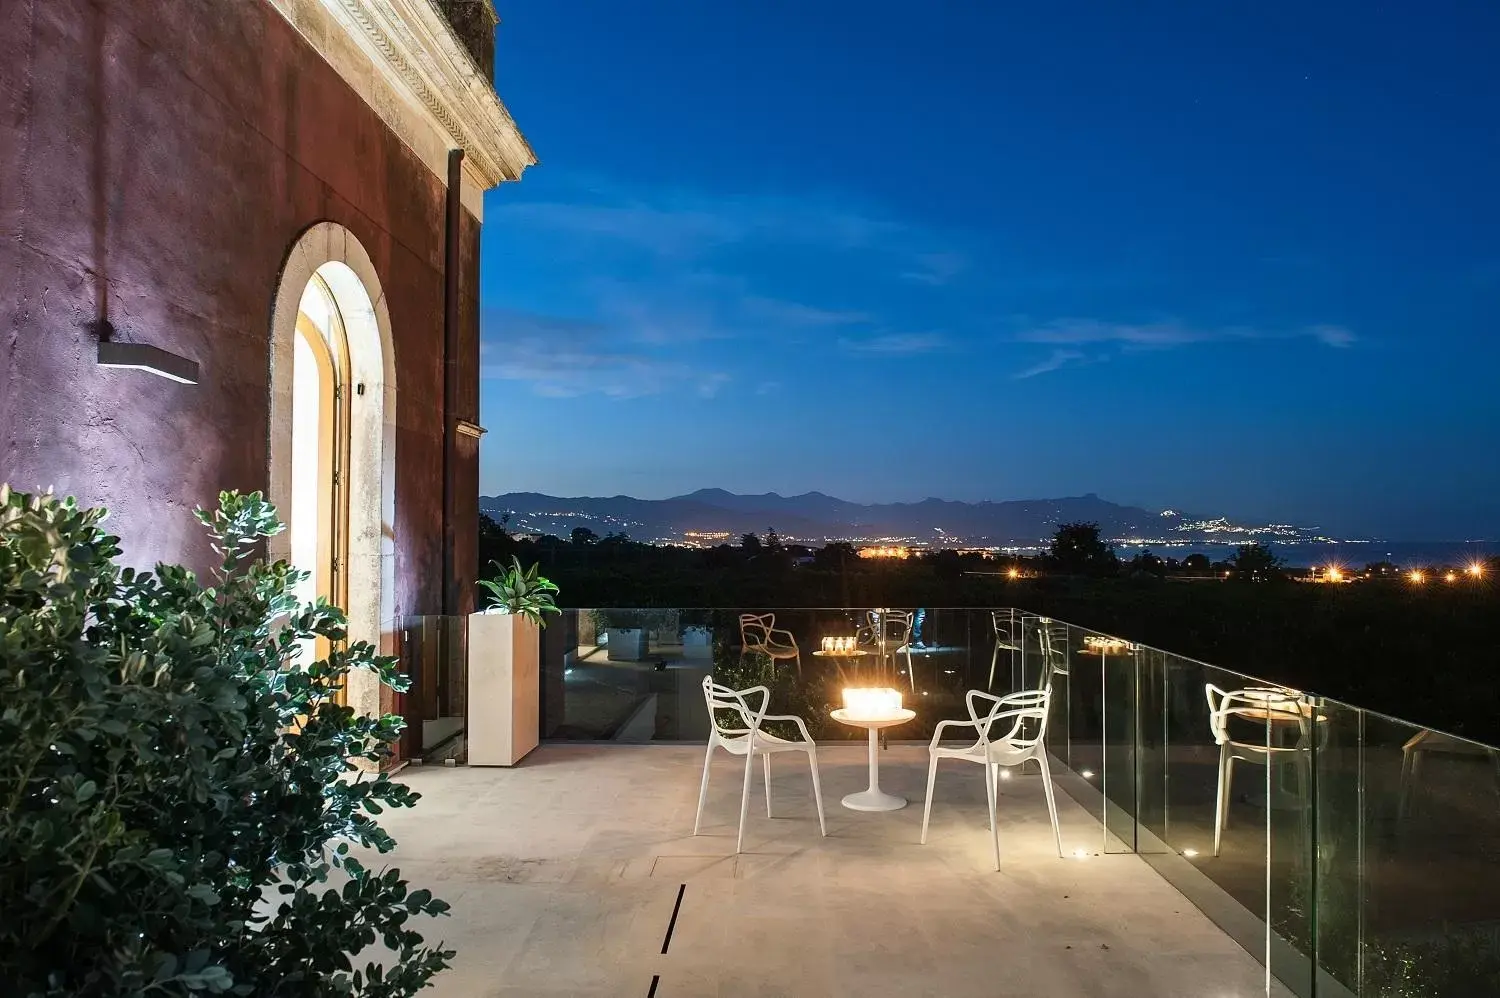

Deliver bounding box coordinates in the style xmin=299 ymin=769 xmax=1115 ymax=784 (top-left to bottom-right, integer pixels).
xmin=858 ymin=545 xmax=911 ymax=560
xmin=1445 ymin=571 xmax=1458 ymax=583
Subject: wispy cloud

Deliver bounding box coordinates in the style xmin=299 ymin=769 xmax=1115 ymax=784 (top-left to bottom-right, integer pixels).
xmin=1015 ymin=318 xmax=1357 ymax=350
xmin=493 ymin=188 xmax=905 ymax=260
xmin=1007 ymin=317 xmax=1357 ymax=379
xmin=480 ymin=309 xmax=727 ymax=400
xmin=493 ymin=202 xmax=738 ymax=257
xmin=1013 ymin=349 xmax=1087 ymax=380
xmin=1307 ymin=324 xmax=1357 ymax=348
xmin=839 ymin=332 xmax=950 ymax=355
xmin=739 ymin=295 xmax=870 ymax=328
xmin=901 ymin=252 xmax=968 ymax=286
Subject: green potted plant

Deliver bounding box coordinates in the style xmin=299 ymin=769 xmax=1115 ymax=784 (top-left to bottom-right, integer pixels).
xmin=591 ymin=609 xmax=649 ymax=661
xmin=477 ymin=556 xmax=561 ymax=622
xmin=469 ymin=558 xmax=560 ymax=765
xmin=590 ymin=609 xmax=679 ymax=661
xmin=681 ymin=608 xmax=713 ymax=659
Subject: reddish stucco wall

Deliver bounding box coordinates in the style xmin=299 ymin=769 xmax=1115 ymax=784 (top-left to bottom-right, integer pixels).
xmin=0 ymin=0 xmax=482 ymax=627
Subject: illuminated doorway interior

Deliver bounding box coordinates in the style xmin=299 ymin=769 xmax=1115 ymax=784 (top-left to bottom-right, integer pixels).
xmin=290 ymin=272 xmax=353 ymax=666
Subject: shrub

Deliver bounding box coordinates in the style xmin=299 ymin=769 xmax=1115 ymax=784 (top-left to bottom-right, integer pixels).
xmin=0 ymin=487 xmax=452 ymax=996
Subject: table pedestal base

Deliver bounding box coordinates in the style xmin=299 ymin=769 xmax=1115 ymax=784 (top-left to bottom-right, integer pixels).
xmin=840 ymin=726 xmax=908 ymax=812
xmin=842 ymin=788 xmax=907 ymax=811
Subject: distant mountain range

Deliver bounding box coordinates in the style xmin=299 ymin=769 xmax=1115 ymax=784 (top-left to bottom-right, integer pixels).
xmin=480 ymin=489 xmax=1344 ymax=549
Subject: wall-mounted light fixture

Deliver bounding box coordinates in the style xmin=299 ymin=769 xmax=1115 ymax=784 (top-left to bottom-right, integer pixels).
xmin=94 ymin=322 xmax=199 ymax=384
xmin=455 ymin=420 xmax=486 ymax=439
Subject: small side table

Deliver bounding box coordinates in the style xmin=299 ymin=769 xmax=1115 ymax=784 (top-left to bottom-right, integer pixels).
xmin=811 ymin=649 xmax=872 ymax=663
xmin=830 ymin=707 xmax=917 ymax=811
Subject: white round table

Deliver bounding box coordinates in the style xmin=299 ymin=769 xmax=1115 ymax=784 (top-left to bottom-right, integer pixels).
xmin=829 ymin=707 xmax=917 ymax=811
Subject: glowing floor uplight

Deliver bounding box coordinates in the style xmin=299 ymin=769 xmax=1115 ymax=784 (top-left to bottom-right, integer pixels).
xmin=1080 ymin=769 xmax=1095 ymax=779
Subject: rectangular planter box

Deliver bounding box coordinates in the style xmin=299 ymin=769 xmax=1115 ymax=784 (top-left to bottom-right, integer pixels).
xmin=682 ymin=626 xmax=713 ymax=659
xmin=606 ymin=627 xmax=649 ymax=661
xmin=467 ymin=613 xmax=540 ymax=766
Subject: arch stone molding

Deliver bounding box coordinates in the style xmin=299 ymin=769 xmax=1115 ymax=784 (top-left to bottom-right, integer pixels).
xmin=268 ymin=222 xmax=398 ymax=721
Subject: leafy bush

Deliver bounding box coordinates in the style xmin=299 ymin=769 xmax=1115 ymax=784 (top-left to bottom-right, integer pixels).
xmin=0 ymin=487 xmax=452 ymax=996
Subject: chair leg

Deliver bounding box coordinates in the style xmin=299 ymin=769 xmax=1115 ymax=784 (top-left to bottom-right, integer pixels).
xmin=920 ymin=754 xmax=939 ymax=845
xmin=988 ymin=643 xmax=999 ymax=690
xmin=763 ymin=753 xmax=773 ymax=818
xmin=737 ymin=750 xmax=754 ymax=855
xmin=694 ymin=740 xmax=714 ymax=836
xmin=986 ymin=761 xmax=1001 ymax=871
xmin=807 ymin=747 xmax=827 ymax=837
xmin=1213 ymin=747 xmax=1233 ymax=857
xmin=1037 ymin=751 xmax=1064 ymax=858
xmin=906 ymin=651 xmax=916 ymax=693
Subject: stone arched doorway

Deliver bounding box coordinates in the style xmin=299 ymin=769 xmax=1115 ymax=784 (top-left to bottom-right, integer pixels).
xmin=268 ymin=223 xmax=397 ymax=718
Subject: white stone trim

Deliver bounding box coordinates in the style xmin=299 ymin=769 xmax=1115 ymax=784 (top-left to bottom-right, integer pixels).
xmin=269 ymin=222 xmax=398 ymax=719
xmin=269 ymin=0 xmax=536 ymax=218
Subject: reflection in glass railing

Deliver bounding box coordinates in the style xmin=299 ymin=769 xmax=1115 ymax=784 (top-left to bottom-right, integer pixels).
xmin=400 ymin=614 xmax=468 ymax=757
xmin=544 ymin=608 xmax=1045 ymax=743
xmin=531 ymin=607 xmax=1500 ymax=996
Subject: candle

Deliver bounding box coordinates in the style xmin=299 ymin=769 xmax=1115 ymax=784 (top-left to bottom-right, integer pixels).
xmin=842 ymin=687 xmax=903 ymax=721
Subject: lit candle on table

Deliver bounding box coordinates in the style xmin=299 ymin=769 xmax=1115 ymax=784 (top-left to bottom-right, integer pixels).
xmin=842 ymin=687 xmax=903 ymax=721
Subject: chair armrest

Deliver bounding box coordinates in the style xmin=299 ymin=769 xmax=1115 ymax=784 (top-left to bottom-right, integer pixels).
xmin=929 ymin=718 xmax=977 ymax=749
xmin=761 ymin=713 xmax=815 ymax=743
xmin=768 ymin=627 xmax=798 ymax=646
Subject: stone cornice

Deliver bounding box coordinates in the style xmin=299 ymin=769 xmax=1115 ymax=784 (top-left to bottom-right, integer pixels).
xmin=272 ymin=0 xmax=535 ymax=204
xmin=332 ymin=0 xmax=535 ymax=186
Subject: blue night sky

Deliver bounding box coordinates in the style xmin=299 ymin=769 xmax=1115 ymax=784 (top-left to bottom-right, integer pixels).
xmin=476 ymin=1 xmax=1500 ymax=540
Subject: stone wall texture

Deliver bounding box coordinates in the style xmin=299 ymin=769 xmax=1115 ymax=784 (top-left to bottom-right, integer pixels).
xmin=0 ymin=0 xmax=483 ymax=628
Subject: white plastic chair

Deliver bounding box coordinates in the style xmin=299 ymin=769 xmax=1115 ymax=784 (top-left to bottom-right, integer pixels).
xmin=1038 ymin=620 xmax=1070 ymax=685
xmin=1206 ymin=684 xmax=1318 ymax=856
xmin=987 ymin=610 xmax=1020 ymax=689
xmin=694 ymin=677 xmax=827 ymax=853
xmin=865 ymin=609 xmax=915 ymax=691
xmin=921 ymin=688 xmax=1063 ymax=870
xmin=738 ymin=613 xmax=802 ymax=675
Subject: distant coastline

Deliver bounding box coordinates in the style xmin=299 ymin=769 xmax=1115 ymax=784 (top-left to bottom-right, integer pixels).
xmin=483 ymin=489 xmax=1492 ymax=569
xmin=1108 ymin=540 xmax=1492 ymax=569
